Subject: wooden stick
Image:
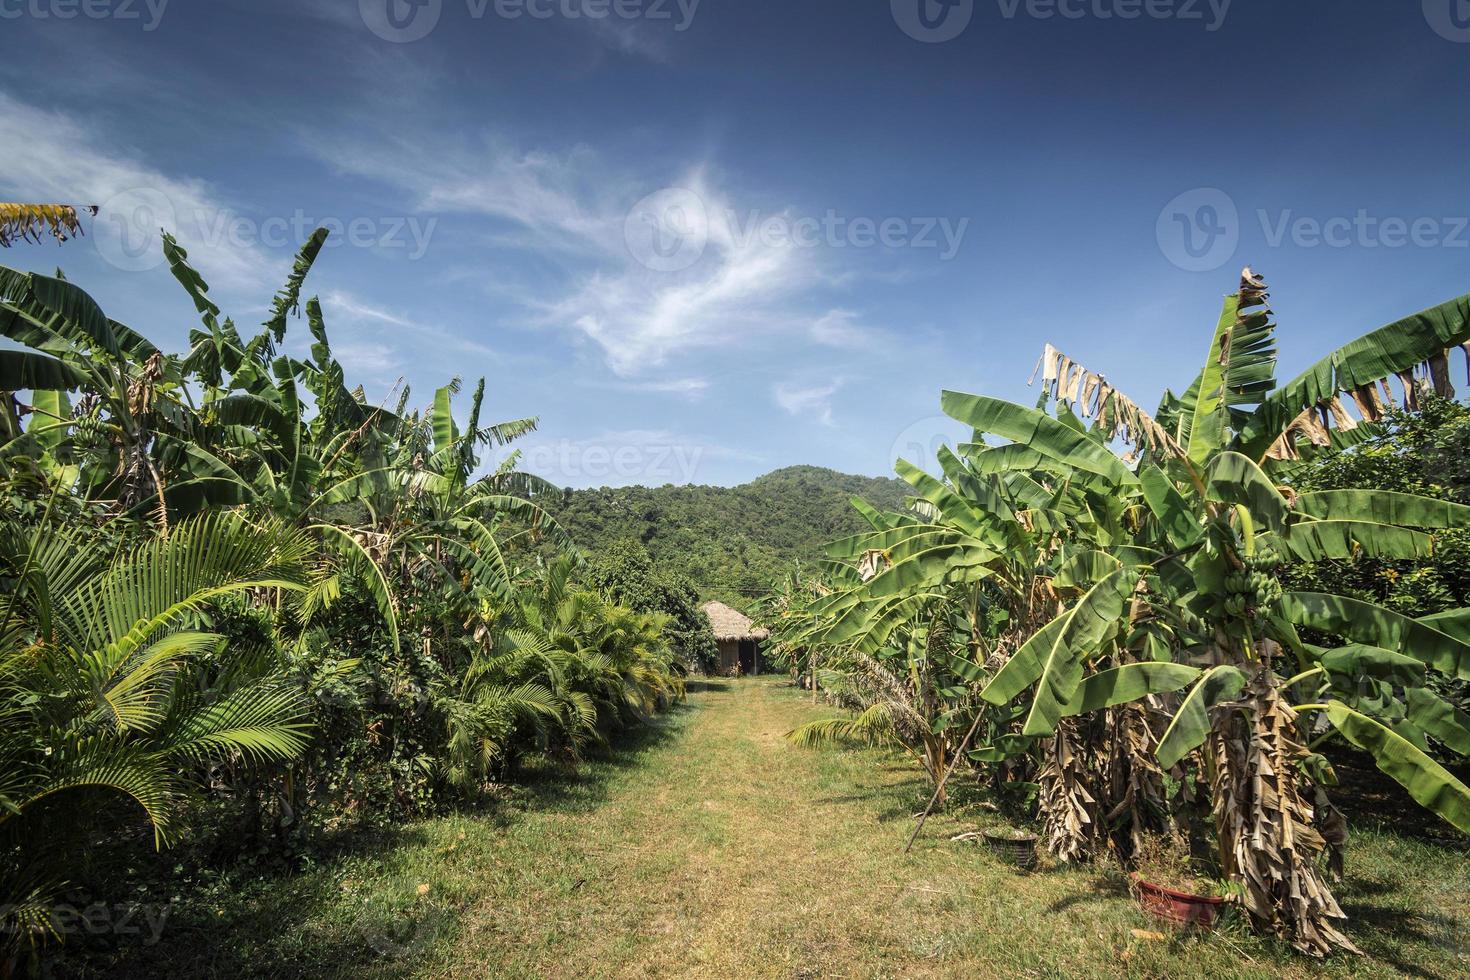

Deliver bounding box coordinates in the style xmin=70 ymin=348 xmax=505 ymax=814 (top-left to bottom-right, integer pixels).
xmin=904 ymin=706 xmax=987 ymax=855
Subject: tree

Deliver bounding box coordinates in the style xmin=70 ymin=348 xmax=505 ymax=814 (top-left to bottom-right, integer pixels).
xmin=582 ymin=539 xmax=716 ymax=673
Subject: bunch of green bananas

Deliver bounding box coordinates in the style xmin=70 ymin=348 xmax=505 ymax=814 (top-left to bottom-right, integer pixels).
xmin=1222 ymin=547 xmax=1283 ymax=618
xmin=73 ymin=414 xmax=104 ymax=442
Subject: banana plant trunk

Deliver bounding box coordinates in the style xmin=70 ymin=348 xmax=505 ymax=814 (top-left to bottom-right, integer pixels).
xmin=1207 ymin=664 xmax=1358 ymax=957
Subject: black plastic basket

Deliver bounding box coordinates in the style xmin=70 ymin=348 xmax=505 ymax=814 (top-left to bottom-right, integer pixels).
xmin=982 ymin=832 xmax=1038 ymax=870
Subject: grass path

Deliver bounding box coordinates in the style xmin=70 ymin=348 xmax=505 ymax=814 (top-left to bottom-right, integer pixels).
xmin=93 ymin=678 xmax=1468 ymax=978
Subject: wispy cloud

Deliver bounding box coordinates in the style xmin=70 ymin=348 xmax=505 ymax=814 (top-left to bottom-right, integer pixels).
xmin=809 ymin=308 xmax=885 ymax=348
xmin=301 ymin=132 xmax=857 ymax=377
xmin=614 ymin=377 xmax=711 ymax=398
xmin=322 ymin=289 xmax=497 ymax=358
xmin=773 ymin=380 xmax=843 ymax=427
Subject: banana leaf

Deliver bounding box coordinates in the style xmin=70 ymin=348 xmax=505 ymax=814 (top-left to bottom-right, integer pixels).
xmin=1405 ymin=688 xmax=1470 ymax=756
xmin=1265 ymin=520 xmax=1434 ymax=562
xmin=1056 ymin=662 xmax=1201 ymax=716
xmin=1281 ymin=592 xmax=1470 ymax=681
xmin=941 ymin=391 xmax=1137 ymax=487
xmin=1293 ymin=489 xmax=1470 ymax=529
xmin=1326 ymin=701 xmax=1470 ymax=834
xmin=1021 ymin=566 xmax=1139 ymax=736
xmin=1155 ymin=665 xmax=1247 ymax=768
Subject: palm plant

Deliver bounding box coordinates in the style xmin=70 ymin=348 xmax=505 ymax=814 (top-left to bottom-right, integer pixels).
xmin=0 ymin=508 xmax=315 ymax=952
xmin=442 ymin=556 xmax=682 ymax=790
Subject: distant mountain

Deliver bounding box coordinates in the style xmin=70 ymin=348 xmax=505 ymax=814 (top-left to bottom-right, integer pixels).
xmin=548 ymin=466 xmax=909 ymax=608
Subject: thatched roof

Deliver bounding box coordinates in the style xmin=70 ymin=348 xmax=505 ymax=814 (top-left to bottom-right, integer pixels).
xmin=702 ymin=601 xmax=769 ymax=642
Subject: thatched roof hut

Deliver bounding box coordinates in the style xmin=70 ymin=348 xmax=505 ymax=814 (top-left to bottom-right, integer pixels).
xmin=701 ymin=601 xmax=768 ymax=676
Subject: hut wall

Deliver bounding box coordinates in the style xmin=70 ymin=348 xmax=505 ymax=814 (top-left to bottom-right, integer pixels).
xmin=717 ymin=640 xmax=740 ymax=675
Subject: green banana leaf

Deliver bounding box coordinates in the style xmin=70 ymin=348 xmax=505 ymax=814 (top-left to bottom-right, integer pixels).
xmin=0 ymin=350 xmax=88 ymax=391
xmin=1326 ymin=701 xmax=1470 ymax=834
xmin=895 ymin=458 xmax=996 ymax=539
xmin=941 ymin=391 xmax=1137 ymax=487
xmin=28 ymin=272 xmax=121 ymax=358
xmin=1021 ymin=566 xmax=1139 ymax=736
xmin=1293 ymin=489 xmax=1470 ymax=529
xmin=1265 ymin=520 xmax=1434 ymax=562
xmin=1053 ymin=550 xmax=1123 ymax=591
xmin=1056 ymin=662 xmax=1201 ymax=716
xmin=1233 ymin=290 xmax=1470 ymax=462
xmin=1405 ymin=688 xmax=1470 ymax=756
xmin=1417 ymin=608 xmax=1470 ymax=643
xmin=981 ymin=614 xmax=1069 ymax=707
xmin=1203 ymin=451 xmax=1289 ymax=529
xmin=1186 ymin=291 xmax=1241 ymax=468
xmin=1155 ymin=665 xmax=1247 ymax=768
xmin=1138 ymin=463 xmax=1203 ymax=549
xmin=1281 ymin=592 xmax=1470 ymax=681
xmin=1320 ymin=644 xmax=1427 ymax=688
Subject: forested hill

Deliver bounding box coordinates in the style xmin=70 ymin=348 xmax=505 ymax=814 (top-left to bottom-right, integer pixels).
xmin=548 ymin=466 xmax=910 ymax=606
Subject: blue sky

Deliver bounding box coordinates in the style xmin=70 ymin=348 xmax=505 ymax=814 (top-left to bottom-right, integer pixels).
xmin=3 ymin=0 xmax=1469 ymax=487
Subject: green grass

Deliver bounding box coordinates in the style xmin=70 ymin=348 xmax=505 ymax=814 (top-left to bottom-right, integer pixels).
xmin=67 ymin=677 xmax=1468 ymax=978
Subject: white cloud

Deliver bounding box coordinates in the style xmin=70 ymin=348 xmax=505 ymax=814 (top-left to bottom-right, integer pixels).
xmin=322 ymin=289 xmax=497 ymax=357
xmin=809 ymin=308 xmax=883 ymax=348
xmin=616 ymin=377 xmax=710 ymax=398
xmin=773 ymin=380 xmax=843 ymax=427
xmin=333 ymin=341 xmax=398 ymax=374
xmin=302 ymin=135 xmax=835 ymax=377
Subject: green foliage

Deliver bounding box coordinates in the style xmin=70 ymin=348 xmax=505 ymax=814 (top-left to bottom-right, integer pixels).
xmin=786 ymin=268 xmax=1470 ymax=957
xmin=581 ymin=539 xmax=717 ymax=673
xmin=0 ymin=230 xmax=686 ymax=966
xmin=548 ymin=466 xmax=909 ymax=605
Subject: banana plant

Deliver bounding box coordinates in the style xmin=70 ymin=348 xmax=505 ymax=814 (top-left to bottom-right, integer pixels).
xmin=0 ymin=262 xmax=194 ymax=513
xmin=942 ymin=269 xmax=1470 ymax=955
